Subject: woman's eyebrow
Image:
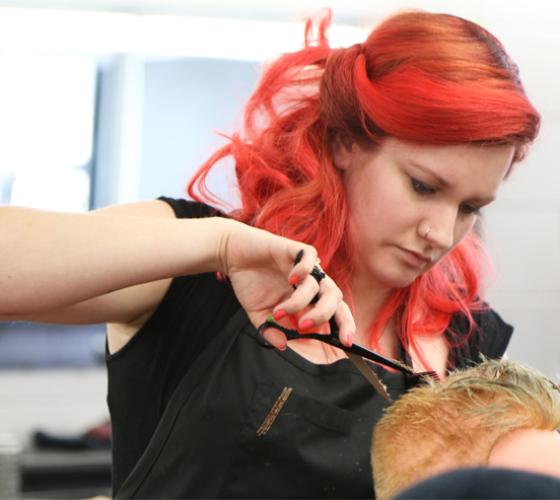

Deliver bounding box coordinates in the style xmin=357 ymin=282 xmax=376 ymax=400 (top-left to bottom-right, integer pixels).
xmin=408 ymin=160 xmax=450 ymax=187
xmin=468 ymin=195 xmax=496 ymax=205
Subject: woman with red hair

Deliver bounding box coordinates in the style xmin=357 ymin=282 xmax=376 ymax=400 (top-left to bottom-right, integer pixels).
xmin=1 ymin=10 xmax=540 ymax=498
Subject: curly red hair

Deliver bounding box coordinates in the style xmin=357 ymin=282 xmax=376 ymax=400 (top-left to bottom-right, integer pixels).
xmin=187 ymin=10 xmax=540 ymax=366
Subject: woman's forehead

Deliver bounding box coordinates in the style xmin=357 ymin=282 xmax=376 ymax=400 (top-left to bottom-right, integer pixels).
xmin=384 ymin=138 xmax=514 ymax=181
xmin=383 ymin=137 xmax=514 ymax=163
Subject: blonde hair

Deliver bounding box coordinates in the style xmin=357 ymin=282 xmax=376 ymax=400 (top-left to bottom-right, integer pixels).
xmin=372 ymin=358 xmax=560 ymax=499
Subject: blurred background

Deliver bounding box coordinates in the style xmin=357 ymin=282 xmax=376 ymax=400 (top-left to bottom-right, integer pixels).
xmin=0 ymin=0 xmax=558 ymax=497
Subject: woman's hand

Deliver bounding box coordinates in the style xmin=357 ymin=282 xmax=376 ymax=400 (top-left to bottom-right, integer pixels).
xmin=218 ymin=219 xmax=355 ymax=350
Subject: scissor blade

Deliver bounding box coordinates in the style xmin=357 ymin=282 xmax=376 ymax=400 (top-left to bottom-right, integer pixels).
xmin=341 ymin=341 xmax=415 ymax=374
xmin=347 ymin=352 xmax=392 ymax=402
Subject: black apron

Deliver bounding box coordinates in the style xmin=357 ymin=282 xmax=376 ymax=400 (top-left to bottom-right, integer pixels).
xmin=115 ymin=309 xmax=401 ymax=498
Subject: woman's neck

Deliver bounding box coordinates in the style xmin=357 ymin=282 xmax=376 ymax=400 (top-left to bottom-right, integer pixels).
xmin=350 ymin=273 xmax=450 ymax=377
xmin=349 ymin=273 xmax=393 ymax=346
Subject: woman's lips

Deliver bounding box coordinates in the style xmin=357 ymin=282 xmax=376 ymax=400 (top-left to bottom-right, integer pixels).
xmin=396 ymin=246 xmax=432 ymax=268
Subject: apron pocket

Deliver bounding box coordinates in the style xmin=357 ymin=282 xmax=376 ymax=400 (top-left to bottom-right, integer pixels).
xmin=248 ymin=382 xmax=355 ymax=437
xmin=225 ymin=382 xmax=372 ymax=498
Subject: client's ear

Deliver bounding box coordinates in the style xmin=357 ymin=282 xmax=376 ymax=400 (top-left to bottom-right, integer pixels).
xmin=488 ymin=428 xmax=560 ymax=479
xmin=332 ymin=134 xmax=356 ymax=171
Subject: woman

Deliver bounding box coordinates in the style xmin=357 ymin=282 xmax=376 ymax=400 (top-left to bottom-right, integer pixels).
xmin=0 ymin=9 xmax=539 ymax=498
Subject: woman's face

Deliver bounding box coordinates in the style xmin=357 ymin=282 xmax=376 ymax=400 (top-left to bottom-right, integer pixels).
xmin=337 ymin=137 xmax=515 ymax=291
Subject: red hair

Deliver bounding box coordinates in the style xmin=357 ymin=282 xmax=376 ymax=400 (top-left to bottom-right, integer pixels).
xmin=187 ymin=10 xmax=540 ymax=367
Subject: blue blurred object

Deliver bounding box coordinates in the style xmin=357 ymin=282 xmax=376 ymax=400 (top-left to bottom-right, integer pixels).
xmin=0 ymin=322 xmax=105 ymax=368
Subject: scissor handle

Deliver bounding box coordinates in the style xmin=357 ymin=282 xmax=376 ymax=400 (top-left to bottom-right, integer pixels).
xmin=258 ymin=317 xmax=340 ymax=340
xmin=257 ymin=317 xmax=439 ymax=382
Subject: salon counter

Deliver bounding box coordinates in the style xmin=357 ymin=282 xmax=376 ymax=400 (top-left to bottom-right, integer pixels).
xmin=21 ymin=448 xmax=111 ymax=499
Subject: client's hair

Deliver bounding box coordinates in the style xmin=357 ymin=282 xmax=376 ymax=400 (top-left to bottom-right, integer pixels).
xmin=371 ymin=358 xmax=560 ymax=499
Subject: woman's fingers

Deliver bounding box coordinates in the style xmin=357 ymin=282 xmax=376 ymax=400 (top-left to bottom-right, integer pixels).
xmin=297 ymin=293 xmax=356 ymax=348
xmin=287 ymin=246 xmax=318 ymax=286
xmin=333 ymin=301 xmax=356 ymax=347
xmin=260 ymin=326 xmax=289 ymax=351
xmin=273 ymin=267 xmax=355 ymax=346
xmin=293 ymin=276 xmax=343 ymax=331
xmin=274 ymin=273 xmax=321 ymax=317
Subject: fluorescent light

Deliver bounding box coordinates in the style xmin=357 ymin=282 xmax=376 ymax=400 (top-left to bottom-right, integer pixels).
xmin=0 ymin=8 xmax=367 ymax=60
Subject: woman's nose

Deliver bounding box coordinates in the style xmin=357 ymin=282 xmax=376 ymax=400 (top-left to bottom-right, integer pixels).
xmin=418 ymin=208 xmax=457 ymax=251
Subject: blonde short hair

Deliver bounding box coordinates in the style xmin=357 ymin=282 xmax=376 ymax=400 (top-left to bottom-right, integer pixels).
xmin=371 ymin=358 xmax=560 ymax=499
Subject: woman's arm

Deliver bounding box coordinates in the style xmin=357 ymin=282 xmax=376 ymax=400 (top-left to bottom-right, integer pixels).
xmin=0 ymin=200 xmax=355 ymax=349
xmin=0 ymin=200 xmax=228 ymax=319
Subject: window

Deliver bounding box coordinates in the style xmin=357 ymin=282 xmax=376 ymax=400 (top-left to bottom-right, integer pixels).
xmin=0 ymin=52 xmax=103 ymax=368
xmin=0 ymin=53 xmax=97 ymax=210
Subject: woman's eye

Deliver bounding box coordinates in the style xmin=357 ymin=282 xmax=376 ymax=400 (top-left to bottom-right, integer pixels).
xmin=460 ymin=203 xmax=481 ymax=215
xmin=410 ymin=177 xmax=436 ymax=195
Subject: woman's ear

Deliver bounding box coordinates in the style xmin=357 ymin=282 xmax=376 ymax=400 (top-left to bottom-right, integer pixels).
xmin=332 ymin=135 xmax=356 ymax=171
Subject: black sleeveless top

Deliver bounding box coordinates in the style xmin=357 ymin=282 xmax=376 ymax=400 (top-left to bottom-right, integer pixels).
xmin=106 ymin=197 xmax=513 ymax=498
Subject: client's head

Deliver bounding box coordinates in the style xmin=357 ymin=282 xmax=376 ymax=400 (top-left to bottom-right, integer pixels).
xmin=371 ymin=358 xmax=560 ymax=499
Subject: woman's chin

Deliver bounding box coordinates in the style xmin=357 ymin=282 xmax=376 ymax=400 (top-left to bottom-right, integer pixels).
xmin=370 ymin=267 xmax=423 ymax=290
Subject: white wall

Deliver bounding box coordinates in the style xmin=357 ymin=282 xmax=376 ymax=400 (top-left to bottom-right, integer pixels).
xmin=479 ymin=5 xmax=560 ymax=379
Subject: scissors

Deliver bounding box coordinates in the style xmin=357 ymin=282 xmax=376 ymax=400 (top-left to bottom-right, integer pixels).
xmin=258 ymin=316 xmax=439 ymax=401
